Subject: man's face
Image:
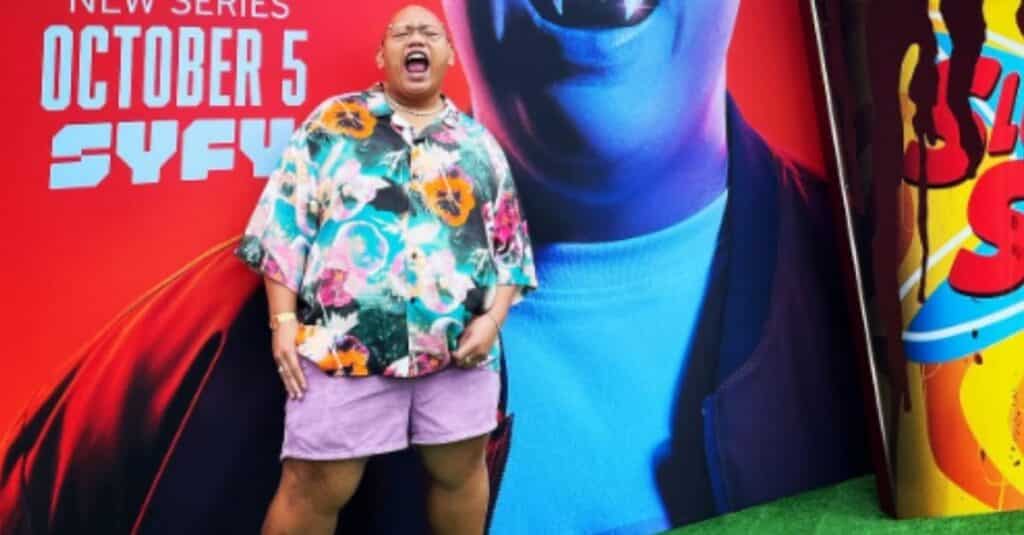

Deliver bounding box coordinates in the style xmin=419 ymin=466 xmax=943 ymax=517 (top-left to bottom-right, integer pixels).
xmin=442 ymin=0 xmax=740 ymax=187
xmin=378 ymin=6 xmax=455 ymax=101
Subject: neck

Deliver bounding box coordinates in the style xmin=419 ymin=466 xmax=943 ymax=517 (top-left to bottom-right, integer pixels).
xmin=509 ymin=89 xmax=730 ymax=244
xmin=384 ymin=85 xmax=443 ymax=113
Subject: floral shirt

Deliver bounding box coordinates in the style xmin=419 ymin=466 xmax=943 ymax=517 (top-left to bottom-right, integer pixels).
xmin=236 ymin=86 xmax=538 ymax=378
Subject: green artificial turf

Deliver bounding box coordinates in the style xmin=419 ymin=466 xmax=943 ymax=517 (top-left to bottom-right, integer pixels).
xmin=669 ymin=476 xmax=1024 ymax=534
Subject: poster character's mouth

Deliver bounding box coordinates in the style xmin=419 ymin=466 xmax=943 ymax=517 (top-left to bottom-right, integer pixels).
xmin=529 ymin=0 xmax=660 ymax=28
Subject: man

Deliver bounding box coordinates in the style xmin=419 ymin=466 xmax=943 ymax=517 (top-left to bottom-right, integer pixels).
xmin=437 ymin=0 xmax=869 ymax=532
xmin=236 ymin=5 xmax=536 ymax=533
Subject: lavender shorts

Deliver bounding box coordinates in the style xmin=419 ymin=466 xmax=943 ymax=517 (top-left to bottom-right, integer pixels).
xmin=281 ymin=357 xmax=500 ymax=461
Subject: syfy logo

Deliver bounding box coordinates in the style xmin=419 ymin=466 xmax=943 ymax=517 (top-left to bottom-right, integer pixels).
xmin=40 ymin=24 xmax=309 ymax=189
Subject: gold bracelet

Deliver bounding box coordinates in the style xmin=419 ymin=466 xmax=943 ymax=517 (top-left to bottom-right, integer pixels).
xmin=269 ymin=311 xmax=297 ymax=331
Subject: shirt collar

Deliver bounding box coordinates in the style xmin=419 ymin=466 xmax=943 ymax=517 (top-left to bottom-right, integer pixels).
xmin=367 ymin=83 xmax=460 ymax=128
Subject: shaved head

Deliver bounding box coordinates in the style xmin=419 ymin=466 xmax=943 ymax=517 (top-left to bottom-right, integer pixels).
xmin=387 ymin=4 xmax=448 ymax=37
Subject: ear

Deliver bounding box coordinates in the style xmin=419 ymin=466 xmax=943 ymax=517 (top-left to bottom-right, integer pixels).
xmin=376 ymin=47 xmax=384 ymax=69
xmin=447 ymin=42 xmax=456 ymax=67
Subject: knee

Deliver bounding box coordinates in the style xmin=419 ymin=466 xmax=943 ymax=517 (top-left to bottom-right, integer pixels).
xmin=424 ymin=449 xmax=487 ymax=493
xmin=279 ymin=460 xmax=362 ymax=514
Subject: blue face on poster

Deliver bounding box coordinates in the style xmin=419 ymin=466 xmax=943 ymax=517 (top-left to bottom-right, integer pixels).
xmin=444 ymin=0 xmax=739 ymax=220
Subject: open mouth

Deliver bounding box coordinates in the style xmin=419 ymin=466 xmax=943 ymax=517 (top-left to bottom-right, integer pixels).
xmin=404 ymin=50 xmax=430 ymax=74
xmin=529 ymin=0 xmax=661 ymax=28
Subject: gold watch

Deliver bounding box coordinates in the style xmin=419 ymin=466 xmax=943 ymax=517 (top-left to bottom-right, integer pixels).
xmin=269 ymin=311 xmax=297 ymax=331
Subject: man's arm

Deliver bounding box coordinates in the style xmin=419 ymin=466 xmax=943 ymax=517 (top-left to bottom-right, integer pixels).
xmin=452 ymin=285 xmax=520 ymax=366
xmin=266 ymin=276 xmax=306 ymax=399
xmin=484 ymin=285 xmax=519 ymax=327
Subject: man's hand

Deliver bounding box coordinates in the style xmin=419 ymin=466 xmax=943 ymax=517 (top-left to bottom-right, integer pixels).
xmin=453 ymin=314 xmax=499 ymax=368
xmin=272 ymin=321 xmax=307 ymax=400
xmin=264 ymin=276 xmax=307 ymax=400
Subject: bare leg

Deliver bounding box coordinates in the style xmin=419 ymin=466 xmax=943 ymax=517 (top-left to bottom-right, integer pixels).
xmin=261 ymin=457 xmax=368 ymax=535
xmin=418 ymin=435 xmax=490 ymax=535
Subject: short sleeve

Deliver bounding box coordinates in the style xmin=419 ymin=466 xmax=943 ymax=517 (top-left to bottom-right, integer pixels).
xmin=235 ymin=103 xmax=326 ymax=293
xmin=481 ymin=134 xmax=539 ymax=304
